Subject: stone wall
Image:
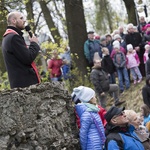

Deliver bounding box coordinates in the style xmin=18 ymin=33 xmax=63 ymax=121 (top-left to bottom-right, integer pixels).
xmin=0 ymin=82 xmax=80 ymax=150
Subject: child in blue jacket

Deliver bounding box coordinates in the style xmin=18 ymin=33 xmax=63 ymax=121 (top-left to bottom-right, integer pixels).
xmin=72 ymin=86 xmax=105 ymax=150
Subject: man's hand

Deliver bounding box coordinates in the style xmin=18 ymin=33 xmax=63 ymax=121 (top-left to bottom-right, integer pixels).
xmin=29 ymin=34 xmax=39 ymax=44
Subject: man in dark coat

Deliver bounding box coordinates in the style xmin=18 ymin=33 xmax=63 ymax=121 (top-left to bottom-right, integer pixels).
xmin=90 ymin=59 xmax=125 ymax=108
xmin=2 ymin=11 xmax=40 ymax=89
xmin=125 ymin=23 xmax=145 ymax=77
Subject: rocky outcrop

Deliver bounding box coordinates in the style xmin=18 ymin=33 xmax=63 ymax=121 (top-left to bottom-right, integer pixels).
xmin=0 ymin=82 xmax=80 ymax=150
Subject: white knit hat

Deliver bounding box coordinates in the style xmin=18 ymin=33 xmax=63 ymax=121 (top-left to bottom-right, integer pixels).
xmin=113 ymin=44 xmax=120 ymax=49
xmin=127 ymin=44 xmax=133 ymax=51
xmin=72 ymin=86 xmax=95 ymax=103
xmin=112 ymin=40 xmax=120 ymax=46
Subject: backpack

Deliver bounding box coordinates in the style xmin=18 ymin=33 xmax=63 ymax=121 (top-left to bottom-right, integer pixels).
xmin=105 ymin=132 xmax=124 ymax=150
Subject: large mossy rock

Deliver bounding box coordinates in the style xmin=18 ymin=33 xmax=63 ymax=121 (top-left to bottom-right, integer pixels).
xmin=0 ymin=82 xmax=80 ymax=150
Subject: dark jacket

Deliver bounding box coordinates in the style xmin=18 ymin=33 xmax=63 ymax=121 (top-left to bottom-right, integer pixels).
xmin=90 ymin=66 xmax=110 ymax=94
xmin=142 ymin=75 xmax=150 ymax=108
xmin=84 ymin=39 xmax=102 ymax=64
xmin=105 ymin=124 xmax=144 ymax=150
xmin=146 ymin=53 xmax=150 ymax=76
xmin=101 ymin=55 xmax=116 ymax=74
xmin=2 ymin=26 xmax=40 ymax=88
xmin=125 ymin=32 xmax=142 ymax=48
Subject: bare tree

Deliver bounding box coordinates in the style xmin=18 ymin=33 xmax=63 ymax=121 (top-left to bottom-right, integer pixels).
xmin=64 ymin=0 xmax=89 ymax=78
xmin=123 ymin=0 xmax=137 ymax=25
xmin=39 ymin=0 xmax=61 ymax=44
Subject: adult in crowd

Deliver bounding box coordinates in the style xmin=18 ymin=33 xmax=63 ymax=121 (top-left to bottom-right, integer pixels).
xmin=145 ymin=52 xmax=150 ymax=76
xmin=100 ymin=35 xmax=112 ymax=55
xmin=2 ymin=11 xmax=40 ymax=89
xmin=125 ymin=23 xmax=145 ymax=77
xmin=118 ymin=26 xmax=126 ymax=40
xmin=124 ymin=109 xmax=150 ymax=150
xmin=137 ymin=16 xmax=147 ymax=35
xmin=113 ymin=34 xmax=126 ymax=50
xmin=142 ymin=75 xmax=150 ymax=108
xmin=84 ymin=31 xmax=101 ymax=66
xmin=143 ymin=24 xmax=150 ymax=45
xmin=104 ymin=106 xmax=145 ymax=150
xmin=90 ymin=58 xmax=125 ymax=108
xmin=72 ymin=86 xmax=106 ymax=150
xmin=48 ymin=50 xmax=63 ymax=81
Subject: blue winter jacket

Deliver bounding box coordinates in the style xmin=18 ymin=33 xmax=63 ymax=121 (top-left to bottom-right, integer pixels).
xmin=106 ymin=125 xmax=144 ymax=150
xmin=75 ymin=103 xmax=105 ymax=150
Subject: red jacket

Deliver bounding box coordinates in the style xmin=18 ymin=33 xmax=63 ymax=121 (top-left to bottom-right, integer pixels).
xmin=48 ymin=59 xmax=63 ymax=78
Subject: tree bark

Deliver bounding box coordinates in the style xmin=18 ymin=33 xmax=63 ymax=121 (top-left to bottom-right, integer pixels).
xmin=25 ymin=0 xmax=35 ymax=32
xmin=123 ymin=0 xmax=137 ymax=25
xmin=64 ymin=0 xmax=89 ymax=78
xmin=0 ymin=0 xmax=7 ymax=73
xmin=39 ymin=1 xmax=61 ymax=45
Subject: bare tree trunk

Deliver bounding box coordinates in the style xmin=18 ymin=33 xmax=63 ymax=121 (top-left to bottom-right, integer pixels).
xmin=39 ymin=1 xmax=61 ymax=45
xmin=104 ymin=1 xmax=113 ymax=33
xmin=25 ymin=0 xmax=35 ymax=32
xmin=0 ymin=0 xmax=7 ymax=73
xmin=64 ymin=0 xmax=89 ymax=78
xmin=123 ymin=0 xmax=137 ymax=25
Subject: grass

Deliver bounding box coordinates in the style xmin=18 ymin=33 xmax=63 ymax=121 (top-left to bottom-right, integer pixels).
xmin=106 ymin=78 xmax=145 ymax=113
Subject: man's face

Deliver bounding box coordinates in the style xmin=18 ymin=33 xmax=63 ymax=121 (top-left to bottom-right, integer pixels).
xmin=15 ymin=13 xmax=26 ymax=30
xmin=88 ymin=33 xmax=94 ymax=40
xmin=128 ymin=25 xmax=134 ymax=33
xmin=140 ymin=17 xmax=145 ymax=23
xmin=111 ymin=111 xmax=129 ymax=126
xmin=94 ymin=60 xmax=101 ymax=67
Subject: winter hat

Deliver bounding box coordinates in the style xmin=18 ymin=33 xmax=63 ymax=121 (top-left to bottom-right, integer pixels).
xmin=72 ymin=86 xmax=95 ymax=103
xmin=113 ymin=44 xmax=120 ymax=49
xmin=104 ymin=106 xmax=125 ymax=123
xmin=100 ymin=35 xmax=106 ymax=42
xmin=145 ymin=24 xmax=150 ymax=30
xmin=145 ymin=44 xmax=150 ymax=49
xmin=127 ymin=44 xmax=133 ymax=51
xmin=93 ymin=52 xmax=102 ymax=62
xmin=112 ymin=40 xmax=120 ymax=46
xmin=113 ymin=34 xmax=121 ymax=40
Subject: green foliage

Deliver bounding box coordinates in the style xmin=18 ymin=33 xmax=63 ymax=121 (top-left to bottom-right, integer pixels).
xmin=0 ymin=71 xmax=10 ymax=91
xmin=64 ymin=54 xmax=93 ymax=93
xmin=41 ymin=39 xmax=68 ymax=59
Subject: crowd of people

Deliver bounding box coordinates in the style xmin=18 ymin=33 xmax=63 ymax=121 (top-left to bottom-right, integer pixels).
xmin=2 ymin=10 xmax=150 ymax=150
xmin=71 ymin=85 xmax=150 ymax=150
xmin=71 ymin=16 xmax=150 ymax=149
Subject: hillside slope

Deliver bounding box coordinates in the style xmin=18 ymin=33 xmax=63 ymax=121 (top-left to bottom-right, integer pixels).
xmin=106 ymin=79 xmax=146 ymax=113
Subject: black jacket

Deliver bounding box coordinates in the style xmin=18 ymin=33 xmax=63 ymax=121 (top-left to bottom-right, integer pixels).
xmin=90 ymin=66 xmax=110 ymax=94
xmin=142 ymin=75 xmax=150 ymax=108
xmin=101 ymin=55 xmax=116 ymax=74
xmin=2 ymin=26 xmax=40 ymax=88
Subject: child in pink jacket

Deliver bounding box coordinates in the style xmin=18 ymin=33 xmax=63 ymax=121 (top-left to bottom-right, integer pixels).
xmin=126 ymin=44 xmax=142 ymax=84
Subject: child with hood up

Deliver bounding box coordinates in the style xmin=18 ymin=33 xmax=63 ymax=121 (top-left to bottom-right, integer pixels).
xmin=72 ymin=86 xmax=106 ymax=150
